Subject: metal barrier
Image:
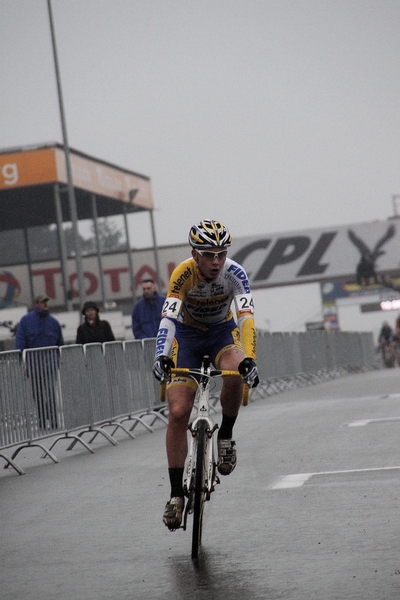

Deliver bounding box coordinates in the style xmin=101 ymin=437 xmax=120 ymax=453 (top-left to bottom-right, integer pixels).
xmin=121 ymin=339 xmax=159 ymax=433
xmin=0 ymin=348 xmax=61 ymax=472
xmin=0 ymin=330 xmax=377 ymax=475
xmin=0 ymin=350 xmax=32 ymax=474
xmin=79 ymin=342 xmax=135 ymax=443
xmin=46 ymin=345 xmax=103 ymax=456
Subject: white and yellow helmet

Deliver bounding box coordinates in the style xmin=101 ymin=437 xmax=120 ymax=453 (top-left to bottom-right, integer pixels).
xmin=188 ymin=220 xmax=232 ymax=249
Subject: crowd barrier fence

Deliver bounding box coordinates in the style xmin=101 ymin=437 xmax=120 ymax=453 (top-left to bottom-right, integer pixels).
xmin=0 ymin=331 xmax=377 ymax=475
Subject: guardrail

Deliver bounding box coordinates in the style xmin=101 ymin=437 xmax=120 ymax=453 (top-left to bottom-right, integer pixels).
xmin=0 ymin=331 xmax=377 ymax=475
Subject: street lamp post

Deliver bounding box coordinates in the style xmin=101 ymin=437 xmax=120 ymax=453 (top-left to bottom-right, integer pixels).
xmin=47 ymin=0 xmax=86 ymax=309
xmin=123 ymin=189 xmax=138 ymax=304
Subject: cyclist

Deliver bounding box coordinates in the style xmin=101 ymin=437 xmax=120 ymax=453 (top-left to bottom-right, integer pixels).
xmin=153 ymin=219 xmax=259 ymax=530
xmin=393 ymin=314 xmax=400 ymax=365
xmin=378 ymin=321 xmax=395 ymax=367
xmin=394 ymin=315 xmax=400 ymax=340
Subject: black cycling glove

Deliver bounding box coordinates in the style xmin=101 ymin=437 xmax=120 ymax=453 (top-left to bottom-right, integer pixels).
xmin=238 ymin=357 xmax=259 ymax=388
xmin=153 ymin=355 xmax=175 ymax=382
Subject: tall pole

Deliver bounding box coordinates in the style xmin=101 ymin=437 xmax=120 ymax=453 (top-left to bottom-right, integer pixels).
xmin=91 ymin=194 xmax=107 ymax=308
xmin=54 ymin=184 xmax=73 ymax=311
xmin=123 ymin=203 xmax=137 ymax=304
xmin=47 ymin=0 xmax=86 ymax=309
xmin=149 ymin=209 xmax=162 ymax=292
xmin=22 ymin=228 xmax=35 ymax=306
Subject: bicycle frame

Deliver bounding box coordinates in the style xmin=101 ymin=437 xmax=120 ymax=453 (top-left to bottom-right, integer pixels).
xmin=160 ymin=355 xmax=248 ymax=558
xmin=183 ymin=358 xmax=219 ymax=512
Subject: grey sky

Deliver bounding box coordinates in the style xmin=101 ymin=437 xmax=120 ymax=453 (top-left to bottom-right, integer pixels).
xmin=1 ymin=0 xmax=399 ymax=330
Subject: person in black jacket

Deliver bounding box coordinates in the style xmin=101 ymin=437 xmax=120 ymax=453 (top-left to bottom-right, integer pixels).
xmin=76 ymin=301 xmax=115 ymax=345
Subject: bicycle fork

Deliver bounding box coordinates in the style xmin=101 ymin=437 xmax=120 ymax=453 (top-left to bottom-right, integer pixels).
xmin=182 ymin=418 xmax=219 ymax=530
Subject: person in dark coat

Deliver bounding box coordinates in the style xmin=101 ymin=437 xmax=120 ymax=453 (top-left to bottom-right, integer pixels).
xmin=16 ymin=294 xmax=64 ymax=430
xmin=76 ymin=301 xmax=115 ymax=345
xmin=16 ymin=294 xmax=64 ymax=350
xmin=131 ymin=278 xmax=166 ymax=339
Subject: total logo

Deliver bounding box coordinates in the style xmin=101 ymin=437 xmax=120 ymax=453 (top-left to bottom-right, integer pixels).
xmin=0 ymin=271 xmax=21 ymax=308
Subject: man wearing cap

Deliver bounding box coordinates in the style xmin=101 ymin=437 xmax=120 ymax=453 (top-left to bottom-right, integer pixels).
xmin=16 ymin=295 xmax=64 ymax=351
xmin=76 ymin=301 xmax=115 ymax=344
xmin=16 ymin=295 xmax=64 ymax=430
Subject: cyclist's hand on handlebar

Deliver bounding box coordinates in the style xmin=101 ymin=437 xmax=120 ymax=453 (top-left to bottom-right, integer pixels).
xmin=153 ymin=355 xmax=175 ymax=382
xmin=238 ymin=357 xmax=259 ymax=388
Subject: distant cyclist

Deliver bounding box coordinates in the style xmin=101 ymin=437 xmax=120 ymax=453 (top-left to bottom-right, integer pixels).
xmin=378 ymin=321 xmax=395 ymax=367
xmin=153 ymin=219 xmax=259 ymax=530
xmin=393 ymin=314 xmax=400 ymax=343
xmin=392 ymin=314 xmax=400 ymax=366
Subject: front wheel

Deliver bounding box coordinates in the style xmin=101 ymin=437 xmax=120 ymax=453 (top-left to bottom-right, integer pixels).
xmin=191 ymin=419 xmax=207 ymax=559
xmin=382 ymin=343 xmax=395 ymax=368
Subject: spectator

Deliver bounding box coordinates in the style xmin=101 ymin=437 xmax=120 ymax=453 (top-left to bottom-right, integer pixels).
xmin=15 ymin=294 xmax=64 ymax=430
xmin=131 ymin=278 xmax=166 ymax=339
xmin=16 ymin=295 xmax=64 ymax=351
xmin=76 ymin=301 xmax=115 ymax=344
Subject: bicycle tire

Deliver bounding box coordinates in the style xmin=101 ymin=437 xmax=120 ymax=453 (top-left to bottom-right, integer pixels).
xmin=191 ymin=419 xmax=207 ymax=559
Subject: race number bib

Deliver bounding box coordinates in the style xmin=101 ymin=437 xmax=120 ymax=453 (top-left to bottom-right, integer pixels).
xmin=161 ymin=298 xmax=182 ymax=319
xmin=236 ymin=293 xmax=254 ymax=314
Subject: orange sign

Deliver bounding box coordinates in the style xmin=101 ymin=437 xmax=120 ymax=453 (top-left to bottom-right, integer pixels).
xmin=0 ymin=148 xmax=58 ymax=188
xmin=0 ymin=145 xmax=153 ymax=209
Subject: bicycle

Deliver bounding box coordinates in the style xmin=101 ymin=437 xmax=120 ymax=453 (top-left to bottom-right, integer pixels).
xmin=380 ymin=339 xmax=395 ymax=368
xmin=392 ymin=335 xmax=400 ymax=367
xmin=160 ymin=355 xmax=249 ymax=559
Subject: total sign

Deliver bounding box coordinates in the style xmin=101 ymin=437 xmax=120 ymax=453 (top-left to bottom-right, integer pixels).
xmin=0 ymin=247 xmax=189 ymax=308
xmin=0 ymin=270 xmax=22 ymax=308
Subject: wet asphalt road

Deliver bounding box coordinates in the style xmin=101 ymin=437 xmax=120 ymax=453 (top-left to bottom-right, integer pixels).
xmin=2 ymin=367 xmax=400 ymax=599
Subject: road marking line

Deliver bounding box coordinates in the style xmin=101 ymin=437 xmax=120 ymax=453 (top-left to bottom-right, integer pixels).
xmin=272 ymin=473 xmax=313 ymax=488
xmin=348 ymin=416 xmax=400 ymax=427
xmin=271 ymin=466 xmax=400 ymax=489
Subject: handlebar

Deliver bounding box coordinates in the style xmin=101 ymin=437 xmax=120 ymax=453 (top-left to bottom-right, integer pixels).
xmin=160 ymin=367 xmax=249 ymax=406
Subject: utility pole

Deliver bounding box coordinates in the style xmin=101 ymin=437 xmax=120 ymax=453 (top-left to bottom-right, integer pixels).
xmin=47 ymin=0 xmax=86 ymax=309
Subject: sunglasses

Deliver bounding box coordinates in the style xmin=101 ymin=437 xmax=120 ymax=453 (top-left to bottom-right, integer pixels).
xmin=196 ymin=249 xmax=228 ymax=260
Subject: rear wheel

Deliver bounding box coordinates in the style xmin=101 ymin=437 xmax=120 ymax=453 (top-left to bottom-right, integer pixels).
xmin=191 ymin=419 xmax=207 ymax=559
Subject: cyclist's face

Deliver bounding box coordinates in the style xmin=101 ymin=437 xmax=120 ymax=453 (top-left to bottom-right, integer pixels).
xmin=192 ymin=248 xmax=227 ymax=280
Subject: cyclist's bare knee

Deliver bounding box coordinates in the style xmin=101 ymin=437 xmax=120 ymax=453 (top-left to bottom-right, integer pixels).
xmin=217 ymin=347 xmax=244 ymax=370
xmin=167 ymin=386 xmax=195 ymax=423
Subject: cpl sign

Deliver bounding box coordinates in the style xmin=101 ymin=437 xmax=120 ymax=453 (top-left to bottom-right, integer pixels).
xmin=231 ymin=222 xmax=400 ymax=286
xmin=232 ymin=232 xmax=337 ymax=283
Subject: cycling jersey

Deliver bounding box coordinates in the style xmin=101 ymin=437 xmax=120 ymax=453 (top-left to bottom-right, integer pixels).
xmin=155 ymin=257 xmax=257 ymax=360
